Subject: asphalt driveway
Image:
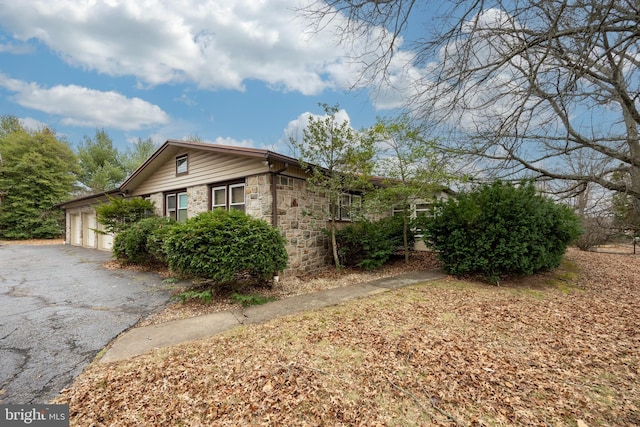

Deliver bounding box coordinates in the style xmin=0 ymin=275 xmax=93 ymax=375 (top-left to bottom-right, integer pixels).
xmin=0 ymin=244 xmax=174 ymax=404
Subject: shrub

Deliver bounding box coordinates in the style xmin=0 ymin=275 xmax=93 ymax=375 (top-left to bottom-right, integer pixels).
xmin=113 ymin=216 xmax=176 ymax=265
xmin=231 ymin=292 xmax=278 ymax=307
xmin=95 ymin=196 xmax=156 ymax=234
xmin=336 ymin=215 xmax=411 ymax=270
xmin=165 ymin=209 xmax=288 ymax=286
xmin=574 ymin=216 xmax=617 ymax=251
xmin=422 ymin=181 xmax=582 ymax=284
xmin=172 ymin=288 xmax=214 ymax=305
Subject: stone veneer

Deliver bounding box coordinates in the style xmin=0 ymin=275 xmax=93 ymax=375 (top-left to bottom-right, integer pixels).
xmin=245 ymin=174 xmax=272 ymax=220
xmin=273 ymin=175 xmax=331 ymax=275
xmin=147 ymin=193 xmax=164 ymax=216
xmin=187 ymin=184 xmax=209 ymax=218
xmin=245 ymin=173 xmax=331 ymax=276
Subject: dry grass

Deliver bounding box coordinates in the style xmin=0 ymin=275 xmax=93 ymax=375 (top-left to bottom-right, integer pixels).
xmin=53 ymin=248 xmax=640 ymax=426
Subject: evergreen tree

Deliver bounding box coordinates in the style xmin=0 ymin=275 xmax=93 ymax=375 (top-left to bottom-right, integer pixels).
xmin=0 ymin=117 xmax=79 ymax=239
xmin=121 ymin=137 xmax=158 ymax=176
xmin=77 ymin=129 xmax=126 ymax=192
xmin=423 ymin=181 xmax=582 ymax=284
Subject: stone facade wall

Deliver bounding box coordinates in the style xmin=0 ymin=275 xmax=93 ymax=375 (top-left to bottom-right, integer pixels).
xmin=147 ymin=193 xmax=164 ymax=216
xmin=187 ymin=185 xmax=209 ymax=218
xmin=246 ymin=173 xmax=330 ymax=276
xmin=274 ymin=175 xmax=331 ymax=275
xmin=246 ymin=174 xmax=272 ymax=222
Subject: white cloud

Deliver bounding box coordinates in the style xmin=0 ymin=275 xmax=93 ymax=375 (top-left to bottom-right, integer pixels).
xmin=283 ymin=112 xmax=313 ymax=145
xmin=18 ymin=117 xmax=47 ymax=131
xmin=174 ymin=93 xmax=197 ymax=107
xmin=283 ymin=108 xmax=352 ymax=146
xmin=0 ymin=41 xmax=33 ymax=54
xmin=0 ymin=73 xmax=169 ymax=130
xmin=0 ymin=0 xmax=383 ymax=96
xmin=209 ymin=136 xmax=255 ymax=148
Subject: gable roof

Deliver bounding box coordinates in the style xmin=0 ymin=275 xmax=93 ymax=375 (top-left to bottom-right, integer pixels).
xmin=119 ymin=140 xmax=301 ymax=193
xmin=56 ymin=141 xmax=302 ymax=207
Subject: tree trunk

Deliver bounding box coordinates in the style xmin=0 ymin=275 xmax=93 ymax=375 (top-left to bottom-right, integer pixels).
xmin=403 ymin=213 xmax=410 ymax=264
xmin=623 ymin=96 xmax=640 ymax=219
xmin=329 ymin=219 xmax=341 ymax=272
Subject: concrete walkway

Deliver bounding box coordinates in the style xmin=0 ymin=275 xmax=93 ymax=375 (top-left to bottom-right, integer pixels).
xmin=100 ymin=270 xmax=446 ymax=363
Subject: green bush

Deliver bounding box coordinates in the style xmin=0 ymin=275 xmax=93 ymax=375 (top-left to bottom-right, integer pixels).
xmin=421 ymin=181 xmax=582 ymax=284
xmin=336 ymin=215 xmax=411 ymax=270
xmin=172 ymin=288 xmax=214 ymax=305
xmin=165 ymin=209 xmax=288 ymax=286
xmin=95 ymin=196 xmax=156 ymax=234
xmin=113 ymin=216 xmax=176 ymax=265
xmin=231 ymin=292 xmax=278 ymax=307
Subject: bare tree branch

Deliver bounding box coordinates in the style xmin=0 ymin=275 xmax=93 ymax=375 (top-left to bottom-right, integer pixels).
xmin=299 ymin=0 xmax=640 ymax=208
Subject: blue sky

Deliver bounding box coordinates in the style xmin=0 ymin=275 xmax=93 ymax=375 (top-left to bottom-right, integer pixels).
xmin=0 ymin=0 xmax=425 ymax=155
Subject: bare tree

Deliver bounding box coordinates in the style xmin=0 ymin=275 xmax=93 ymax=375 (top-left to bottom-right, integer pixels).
xmin=300 ymin=0 xmax=640 ymax=214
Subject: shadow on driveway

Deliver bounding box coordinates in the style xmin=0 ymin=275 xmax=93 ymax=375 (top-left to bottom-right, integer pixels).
xmin=0 ymin=244 xmax=175 ymax=403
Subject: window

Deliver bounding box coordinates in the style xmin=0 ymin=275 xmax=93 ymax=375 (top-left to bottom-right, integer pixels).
xmin=392 ymin=203 xmax=431 ymax=219
xmin=229 ymin=184 xmax=245 ymax=211
xmin=415 ymin=203 xmax=431 ymax=218
xmin=392 ymin=203 xmax=409 ymax=217
xmin=141 ymin=195 xmax=154 ymax=216
xmin=278 ymin=175 xmax=292 ymax=186
xmin=210 ymin=181 xmax=245 ymax=212
xmin=391 ymin=202 xmax=432 ymax=236
xmin=414 ymin=203 xmax=431 ymax=237
xmin=211 ymin=186 xmax=226 ymax=210
xmin=332 ymin=193 xmax=362 ymax=221
xmin=176 ymin=154 xmax=188 ymax=175
xmin=166 ymin=191 xmax=188 ymax=222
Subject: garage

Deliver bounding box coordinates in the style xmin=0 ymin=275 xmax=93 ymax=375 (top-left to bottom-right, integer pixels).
xmin=57 ymin=190 xmax=119 ymax=251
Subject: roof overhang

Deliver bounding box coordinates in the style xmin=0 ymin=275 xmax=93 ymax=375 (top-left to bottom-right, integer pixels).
xmin=55 ymin=189 xmax=122 ymax=209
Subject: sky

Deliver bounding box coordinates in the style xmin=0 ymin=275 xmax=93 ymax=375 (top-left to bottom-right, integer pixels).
xmin=0 ymin=0 xmax=425 ymax=155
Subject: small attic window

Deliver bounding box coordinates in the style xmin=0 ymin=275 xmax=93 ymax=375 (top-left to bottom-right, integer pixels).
xmin=176 ymin=154 xmax=188 ymax=175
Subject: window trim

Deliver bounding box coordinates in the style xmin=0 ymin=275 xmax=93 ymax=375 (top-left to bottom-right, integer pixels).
xmin=176 ymin=154 xmax=188 ymax=176
xmin=209 ymin=180 xmax=246 ymax=213
xmin=165 ymin=189 xmax=188 ymax=222
xmin=229 ymin=183 xmax=246 ymax=211
xmin=211 ymin=186 xmax=227 ymax=210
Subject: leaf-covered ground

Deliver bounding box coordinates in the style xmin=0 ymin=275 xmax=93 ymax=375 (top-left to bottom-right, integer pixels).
xmin=54 ymin=248 xmax=639 ymax=426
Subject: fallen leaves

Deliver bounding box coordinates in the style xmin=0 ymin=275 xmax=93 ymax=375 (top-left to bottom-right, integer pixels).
xmin=53 ymin=248 xmax=640 ymax=426
xmin=137 ymin=251 xmax=443 ymax=326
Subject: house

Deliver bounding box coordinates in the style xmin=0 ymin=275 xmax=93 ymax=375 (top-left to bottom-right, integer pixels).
xmin=59 ymin=140 xmax=342 ymax=275
xmin=58 ymin=140 xmax=443 ymax=276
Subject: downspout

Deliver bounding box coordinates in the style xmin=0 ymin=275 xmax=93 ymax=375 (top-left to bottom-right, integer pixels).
xmin=270 ymin=163 xmax=288 ymax=227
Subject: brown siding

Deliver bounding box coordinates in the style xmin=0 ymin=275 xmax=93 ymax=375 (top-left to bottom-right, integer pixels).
xmin=131 ymin=149 xmax=267 ymax=196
